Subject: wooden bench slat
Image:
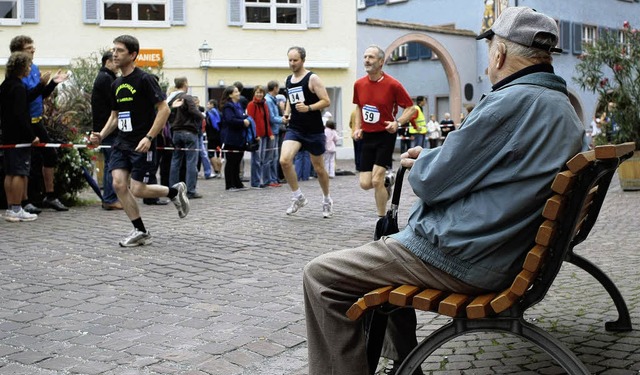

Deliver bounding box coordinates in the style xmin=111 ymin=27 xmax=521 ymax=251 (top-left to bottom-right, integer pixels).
xmin=594 ymin=142 xmax=636 ymax=160
xmin=346 ymin=298 xmax=368 ymax=321
xmin=511 ymin=269 xmax=536 ymax=296
xmin=551 ymin=170 xmax=576 ymax=195
xmin=466 ymin=293 xmax=497 ymax=319
xmin=523 ymin=245 xmax=548 ymax=273
xmin=542 ymin=195 xmax=566 ymax=221
xmin=566 ymin=150 xmax=595 ymax=173
xmin=413 ymin=289 xmax=446 ymax=311
xmin=389 ymin=285 xmax=421 ymax=306
xmin=535 ymin=220 xmax=557 ymax=247
xmin=364 ymin=286 xmax=394 ymax=307
xmin=438 ymin=293 xmax=470 ymax=317
xmin=490 ymin=290 xmax=519 ymax=314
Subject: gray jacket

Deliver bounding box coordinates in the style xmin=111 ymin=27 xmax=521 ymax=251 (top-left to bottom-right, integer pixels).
xmin=391 ymin=71 xmax=588 ymax=291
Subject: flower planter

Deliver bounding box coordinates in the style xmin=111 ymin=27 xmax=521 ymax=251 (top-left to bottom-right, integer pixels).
xmin=618 ymin=150 xmax=640 ymax=191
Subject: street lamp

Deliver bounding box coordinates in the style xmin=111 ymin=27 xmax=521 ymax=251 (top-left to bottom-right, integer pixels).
xmin=198 ymin=40 xmax=212 ymax=101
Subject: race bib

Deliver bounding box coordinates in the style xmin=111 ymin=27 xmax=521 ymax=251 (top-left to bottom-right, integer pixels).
xmin=362 ymin=105 xmax=380 ymax=124
xmin=118 ymin=111 xmax=133 ymax=132
xmin=288 ymin=86 xmax=305 ymax=104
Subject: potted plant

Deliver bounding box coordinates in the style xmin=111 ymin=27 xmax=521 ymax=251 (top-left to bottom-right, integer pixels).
xmin=574 ymin=21 xmax=640 ymax=190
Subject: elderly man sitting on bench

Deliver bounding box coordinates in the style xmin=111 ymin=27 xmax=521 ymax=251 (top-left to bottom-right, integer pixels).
xmin=302 ymin=7 xmax=589 ymax=375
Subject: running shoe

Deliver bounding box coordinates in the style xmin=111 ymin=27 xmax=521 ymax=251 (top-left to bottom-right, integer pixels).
xmin=286 ymin=194 xmax=308 ymax=215
xmin=119 ymin=229 xmax=151 ymax=247
xmin=171 ymin=182 xmax=190 ymax=218
xmin=4 ymin=208 xmax=38 ymax=222
xmin=322 ymin=199 xmax=333 ymax=218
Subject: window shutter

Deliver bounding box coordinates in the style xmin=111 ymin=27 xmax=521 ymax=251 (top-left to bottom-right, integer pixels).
xmin=82 ymin=0 xmax=98 ymax=24
xmin=572 ymin=22 xmax=583 ymax=55
xmin=376 ymin=0 xmax=386 ymax=4
xmin=228 ymin=0 xmax=242 ymax=26
xmin=560 ymin=20 xmax=571 ymax=52
xmin=407 ymin=42 xmax=419 ymax=61
xmin=22 ymin=0 xmax=39 ymax=23
xmin=308 ymin=0 xmax=321 ymax=28
xmin=365 ymin=0 xmax=376 ymax=6
xmin=419 ymin=44 xmax=432 ymax=59
xmin=171 ymin=0 xmax=185 ymax=25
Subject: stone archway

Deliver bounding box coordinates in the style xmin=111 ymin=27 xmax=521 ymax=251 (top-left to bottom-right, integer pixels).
xmin=384 ymin=33 xmax=462 ymax=121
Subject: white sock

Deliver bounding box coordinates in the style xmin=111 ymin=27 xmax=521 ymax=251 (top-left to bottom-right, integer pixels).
xmin=293 ymin=189 xmax=303 ymax=198
xmin=323 ymin=195 xmax=331 ymax=203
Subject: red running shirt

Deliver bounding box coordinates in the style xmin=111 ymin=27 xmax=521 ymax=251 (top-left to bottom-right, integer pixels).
xmin=352 ymin=72 xmax=413 ymax=133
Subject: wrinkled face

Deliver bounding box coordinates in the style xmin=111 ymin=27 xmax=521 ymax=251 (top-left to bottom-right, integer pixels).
xmin=288 ymin=50 xmax=304 ymax=73
xmin=363 ymin=47 xmax=384 ymax=75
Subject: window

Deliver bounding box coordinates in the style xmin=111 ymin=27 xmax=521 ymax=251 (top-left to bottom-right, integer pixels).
xmin=357 ymin=0 xmax=366 ymax=9
xmin=228 ymin=0 xmax=320 ymax=30
xmin=582 ymin=24 xmax=597 ymax=48
xmin=100 ymin=0 xmax=169 ymax=27
xmin=0 ymin=0 xmax=38 ymax=25
xmin=244 ymin=0 xmax=303 ymax=28
xmin=389 ymin=44 xmax=408 ymax=63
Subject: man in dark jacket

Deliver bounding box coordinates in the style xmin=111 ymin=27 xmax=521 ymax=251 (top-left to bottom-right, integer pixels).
xmin=91 ymin=51 xmax=122 ymax=210
xmin=168 ymin=77 xmax=204 ymax=199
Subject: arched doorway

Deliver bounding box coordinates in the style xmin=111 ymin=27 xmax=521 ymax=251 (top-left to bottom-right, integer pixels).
xmin=384 ymin=33 xmax=462 ymax=122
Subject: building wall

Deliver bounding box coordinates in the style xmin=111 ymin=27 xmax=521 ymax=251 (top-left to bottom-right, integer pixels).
xmin=358 ymin=0 xmax=640 ymax=126
xmin=1 ymin=0 xmax=357 ymax=144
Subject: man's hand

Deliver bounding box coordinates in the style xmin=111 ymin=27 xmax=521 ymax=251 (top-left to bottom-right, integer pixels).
xmin=384 ymin=120 xmax=399 ymax=134
xmin=40 ymin=71 xmax=51 ymax=85
xmin=353 ymin=128 xmax=363 ymax=140
xmin=400 ymin=146 xmax=423 ymax=169
xmin=89 ymin=132 xmax=102 ymax=146
xmin=52 ymin=69 xmax=69 ymax=84
xmin=135 ymin=137 xmax=151 ymax=153
xmin=31 ymin=137 xmax=40 ymax=146
xmin=282 ymin=114 xmax=290 ymax=124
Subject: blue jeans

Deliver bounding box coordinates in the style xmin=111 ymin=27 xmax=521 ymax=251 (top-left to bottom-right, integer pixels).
xmin=412 ymin=134 xmax=425 ymax=148
xmin=250 ymin=137 xmax=273 ymax=187
xmin=101 ymin=147 xmax=118 ymax=204
xmin=169 ymin=130 xmax=199 ymax=195
xmin=199 ymin=133 xmax=212 ymax=177
xmin=295 ymin=150 xmax=311 ymax=181
xmin=269 ymin=133 xmax=281 ymax=184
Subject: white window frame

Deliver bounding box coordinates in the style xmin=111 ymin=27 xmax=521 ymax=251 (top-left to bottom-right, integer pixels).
xmin=582 ymin=24 xmax=597 ymax=48
xmin=389 ymin=43 xmax=408 ymax=64
xmin=387 ymin=0 xmax=408 ymax=4
xmin=0 ymin=0 xmax=21 ymax=26
xmin=357 ymin=0 xmax=366 ymax=9
xmin=243 ymin=0 xmax=306 ymax=30
xmin=100 ymin=0 xmax=170 ymax=28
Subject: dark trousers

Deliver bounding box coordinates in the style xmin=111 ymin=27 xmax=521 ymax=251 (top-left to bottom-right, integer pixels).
xmin=224 ymin=147 xmax=244 ymax=189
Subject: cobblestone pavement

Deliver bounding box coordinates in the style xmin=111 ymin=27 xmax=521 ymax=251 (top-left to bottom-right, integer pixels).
xmin=0 ymin=157 xmax=639 ymax=374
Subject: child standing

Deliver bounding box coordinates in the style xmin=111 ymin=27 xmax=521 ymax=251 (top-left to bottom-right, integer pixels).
xmin=323 ymin=120 xmax=339 ymax=178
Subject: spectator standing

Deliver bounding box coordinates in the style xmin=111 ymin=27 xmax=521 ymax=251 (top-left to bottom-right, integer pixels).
xmin=1 ymin=52 xmax=39 ymax=222
xmin=10 ymin=35 xmax=69 ymax=213
xmin=439 ymin=112 xmax=455 ymax=141
xmin=408 ymin=96 xmax=427 ymax=148
xmin=323 ymin=120 xmax=339 ymax=178
xmin=265 ymin=80 xmax=284 ymax=187
xmin=349 ymin=107 xmax=363 ymax=172
xmin=193 ymin=96 xmax=213 ymax=180
xmin=89 ymin=34 xmax=190 ymax=247
xmin=426 ymin=113 xmax=440 ymax=149
xmin=247 ymin=85 xmax=273 ymax=188
xmin=168 ymin=77 xmax=203 ymax=199
xmin=205 ymin=99 xmax=222 ymax=178
xmin=219 ymin=85 xmax=250 ymax=191
xmin=352 ymin=45 xmax=416 ymax=218
xmin=91 ymin=51 xmax=122 ymax=210
xmin=280 ymin=46 xmax=333 ymax=218
xmin=302 ymin=8 xmax=587 ymax=374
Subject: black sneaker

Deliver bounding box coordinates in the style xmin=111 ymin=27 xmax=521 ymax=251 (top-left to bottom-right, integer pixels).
xmin=42 ymin=197 xmax=69 ymax=211
xmin=23 ymin=203 xmax=42 ymax=214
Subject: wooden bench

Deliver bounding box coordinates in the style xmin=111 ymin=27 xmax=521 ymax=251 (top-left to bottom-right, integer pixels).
xmin=347 ymin=142 xmax=636 ymax=375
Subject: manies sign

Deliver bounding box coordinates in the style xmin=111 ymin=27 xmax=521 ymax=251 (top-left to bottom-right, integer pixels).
xmin=136 ymin=49 xmax=163 ymax=68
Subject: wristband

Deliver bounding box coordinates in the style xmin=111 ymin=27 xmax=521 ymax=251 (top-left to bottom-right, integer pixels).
xmin=145 ymin=135 xmax=153 ymax=141
xmin=308 ymin=105 xmax=312 ymax=112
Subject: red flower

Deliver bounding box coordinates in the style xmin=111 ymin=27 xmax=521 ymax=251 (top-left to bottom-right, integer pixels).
xmin=623 ymin=21 xmax=630 ymax=29
xmin=70 ymin=127 xmax=78 ymax=134
xmin=600 ymin=78 xmax=609 ymax=87
xmin=614 ymin=64 xmax=623 ymax=72
xmin=91 ymin=155 xmax=98 ymax=161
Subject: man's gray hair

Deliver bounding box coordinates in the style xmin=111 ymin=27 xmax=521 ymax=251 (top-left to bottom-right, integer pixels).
xmin=493 ymin=35 xmax=554 ymax=63
xmin=366 ymin=45 xmax=386 ymax=60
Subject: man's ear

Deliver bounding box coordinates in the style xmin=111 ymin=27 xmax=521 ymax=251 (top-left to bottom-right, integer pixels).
xmin=495 ymin=43 xmax=507 ymax=69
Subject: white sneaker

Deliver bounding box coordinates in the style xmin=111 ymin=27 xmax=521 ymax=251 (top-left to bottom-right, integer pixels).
xmin=4 ymin=209 xmax=37 ymax=222
xmin=322 ymin=199 xmax=333 ymax=218
xmin=119 ymin=229 xmax=151 ymax=247
xmin=286 ymin=194 xmax=308 ymax=215
xmin=170 ymin=182 xmax=190 ymax=218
